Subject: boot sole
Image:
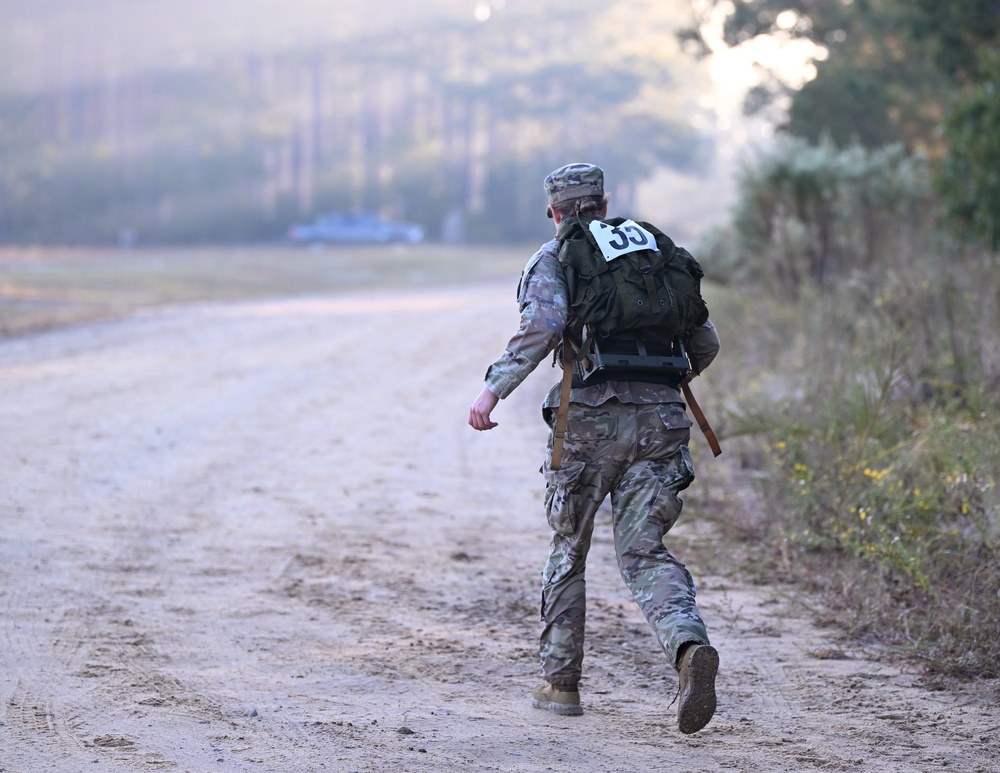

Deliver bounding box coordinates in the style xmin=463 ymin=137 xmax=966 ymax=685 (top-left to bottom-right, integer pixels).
xmin=532 ymin=698 xmax=583 ymax=716
xmin=678 ymin=645 xmax=718 ymax=734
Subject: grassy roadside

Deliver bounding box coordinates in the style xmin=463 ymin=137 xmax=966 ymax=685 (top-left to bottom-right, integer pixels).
xmin=680 ymin=139 xmax=1000 ymax=688
xmin=0 ymin=243 xmax=529 ymax=338
xmin=684 ymin=276 xmax=1000 ymax=688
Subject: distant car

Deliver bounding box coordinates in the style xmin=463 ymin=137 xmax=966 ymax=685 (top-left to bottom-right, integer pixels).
xmin=287 ymin=212 xmax=425 ymax=245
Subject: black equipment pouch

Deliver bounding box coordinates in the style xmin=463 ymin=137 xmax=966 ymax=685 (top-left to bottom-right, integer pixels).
xmin=572 ymin=331 xmax=691 ymax=388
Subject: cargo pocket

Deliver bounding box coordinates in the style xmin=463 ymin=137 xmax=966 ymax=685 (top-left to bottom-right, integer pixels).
xmin=654 ymin=403 xmax=693 ymax=431
xmin=648 ymin=481 xmax=684 ymax=533
xmin=655 ymin=445 xmax=696 ymax=497
xmin=542 ymin=461 xmax=587 ymax=537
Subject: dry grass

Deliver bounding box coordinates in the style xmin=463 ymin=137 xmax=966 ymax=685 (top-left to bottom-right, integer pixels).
xmin=0 ymin=243 xmax=529 ymax=337
xmin=701 ymin=273 xmax=1000 ymax=686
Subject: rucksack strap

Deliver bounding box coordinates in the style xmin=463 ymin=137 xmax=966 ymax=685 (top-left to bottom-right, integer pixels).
xmin=682 ymin=382 xmax=722 ymax=457
xmin=640 ymin=267 xmax=660 ymax=313
xmin=549 ymin=336 xmax=575 ymax=471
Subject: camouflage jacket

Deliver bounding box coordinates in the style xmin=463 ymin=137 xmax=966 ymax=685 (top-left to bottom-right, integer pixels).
xmin=484 ymin=219 xmax=720 ymax=411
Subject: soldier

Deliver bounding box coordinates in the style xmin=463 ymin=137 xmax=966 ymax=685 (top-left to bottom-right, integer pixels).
xmin=468 ymin=163 xmax=721 ymax=734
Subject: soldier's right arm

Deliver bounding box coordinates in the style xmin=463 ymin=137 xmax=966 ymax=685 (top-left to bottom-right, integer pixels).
xmin=481 ymin=245 xmax=569 ymax=400
xmin=469 ymin=385 xmax=500 ymax=431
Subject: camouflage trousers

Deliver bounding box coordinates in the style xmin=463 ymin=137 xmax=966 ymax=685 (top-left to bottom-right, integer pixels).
xmin=539 ymin=400 xmax=710 ymax=688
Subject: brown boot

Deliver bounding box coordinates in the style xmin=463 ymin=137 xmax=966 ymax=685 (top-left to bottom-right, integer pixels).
xmin=676 ymin=644 xmax=718 ymax=734
xmin=532 ymin=683 xmax=583 ymax=716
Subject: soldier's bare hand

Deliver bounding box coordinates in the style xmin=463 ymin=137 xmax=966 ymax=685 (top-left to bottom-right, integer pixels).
xmin=469 ymin=386 xmax=500 ymax=431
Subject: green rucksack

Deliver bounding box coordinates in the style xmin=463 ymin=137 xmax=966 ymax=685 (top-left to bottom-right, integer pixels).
xmin=557 ymin=215 xmax=709 ymax=385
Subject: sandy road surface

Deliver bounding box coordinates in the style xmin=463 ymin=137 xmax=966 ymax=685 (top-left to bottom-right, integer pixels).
xmin=1 ymin=282 xmax=997 ymax=773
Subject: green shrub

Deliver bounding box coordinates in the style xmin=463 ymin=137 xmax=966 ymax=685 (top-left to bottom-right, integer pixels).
xmin=701 ymin=137 xmax=937 ymax=296
xmin=939 ymin=48 xmax=1000 ymax=251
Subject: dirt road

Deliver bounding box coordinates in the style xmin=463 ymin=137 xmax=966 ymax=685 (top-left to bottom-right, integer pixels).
xmin=1 ymin=282 xmax=997 ymax=772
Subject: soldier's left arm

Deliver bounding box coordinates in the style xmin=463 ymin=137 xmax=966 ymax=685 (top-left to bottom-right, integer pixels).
xmin=688 ymin=319 xmax=721 ymax=375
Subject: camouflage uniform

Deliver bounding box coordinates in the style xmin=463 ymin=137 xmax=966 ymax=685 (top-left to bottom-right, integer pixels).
xmin=485 ymin=190 xmax=721 ymax=688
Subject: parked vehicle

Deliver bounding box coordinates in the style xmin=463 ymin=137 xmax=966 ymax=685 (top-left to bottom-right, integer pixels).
xmin=287 ymin=212 xmax=425 ymax=245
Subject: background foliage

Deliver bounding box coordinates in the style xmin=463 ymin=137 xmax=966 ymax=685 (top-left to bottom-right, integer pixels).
xmin=689 ymin=0 xmax=1000 ymax=248
xmin=0 ymin=0 xmax=712 ymax=245
xmin=694 ymin=0 xmax=1000 ymax=679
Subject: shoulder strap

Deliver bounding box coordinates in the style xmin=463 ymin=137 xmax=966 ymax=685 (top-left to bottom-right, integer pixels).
xmin=682 ymin=382 xmax=722 ymax=457
xmin=549 ymin=336 xmax=575 ymax=470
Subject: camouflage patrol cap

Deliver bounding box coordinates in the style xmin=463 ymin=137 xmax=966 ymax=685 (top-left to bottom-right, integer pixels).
xmin=544 ymin=163 xmax=605 ymax=206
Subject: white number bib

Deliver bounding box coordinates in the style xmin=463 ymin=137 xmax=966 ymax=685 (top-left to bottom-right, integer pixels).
xmin=588 ymin=220 xmax=657 ymax=262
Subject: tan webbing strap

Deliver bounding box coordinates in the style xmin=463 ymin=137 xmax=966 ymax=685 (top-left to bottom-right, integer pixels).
xmin=682 ymin=382 xmax=722 ymax=457
xmin=549 ymin=336 xmax=575 ymax=471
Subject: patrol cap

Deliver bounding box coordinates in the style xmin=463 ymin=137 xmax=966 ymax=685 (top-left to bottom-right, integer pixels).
xmin=544 ymin=163 xmax=605 ymax=206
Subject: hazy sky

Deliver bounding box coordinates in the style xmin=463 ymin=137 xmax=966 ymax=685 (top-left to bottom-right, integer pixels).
xmin=0 ymin=0 xmax=820 ymax=236
xmin=0 ymin=0 xmax=462 ymax=93
xmin=0 ymin=0 xmax=817 ymax=114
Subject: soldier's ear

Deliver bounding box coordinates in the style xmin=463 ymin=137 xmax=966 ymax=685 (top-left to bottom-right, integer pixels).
xmin=546 ymin=206 xmax=553 ymax=219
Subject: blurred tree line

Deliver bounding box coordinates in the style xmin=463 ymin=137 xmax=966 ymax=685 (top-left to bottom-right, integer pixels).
xmin=688 ymin=0 xmax=1000 ymax=253
xmin=0 ymin=1 xmax=711 ymax=245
